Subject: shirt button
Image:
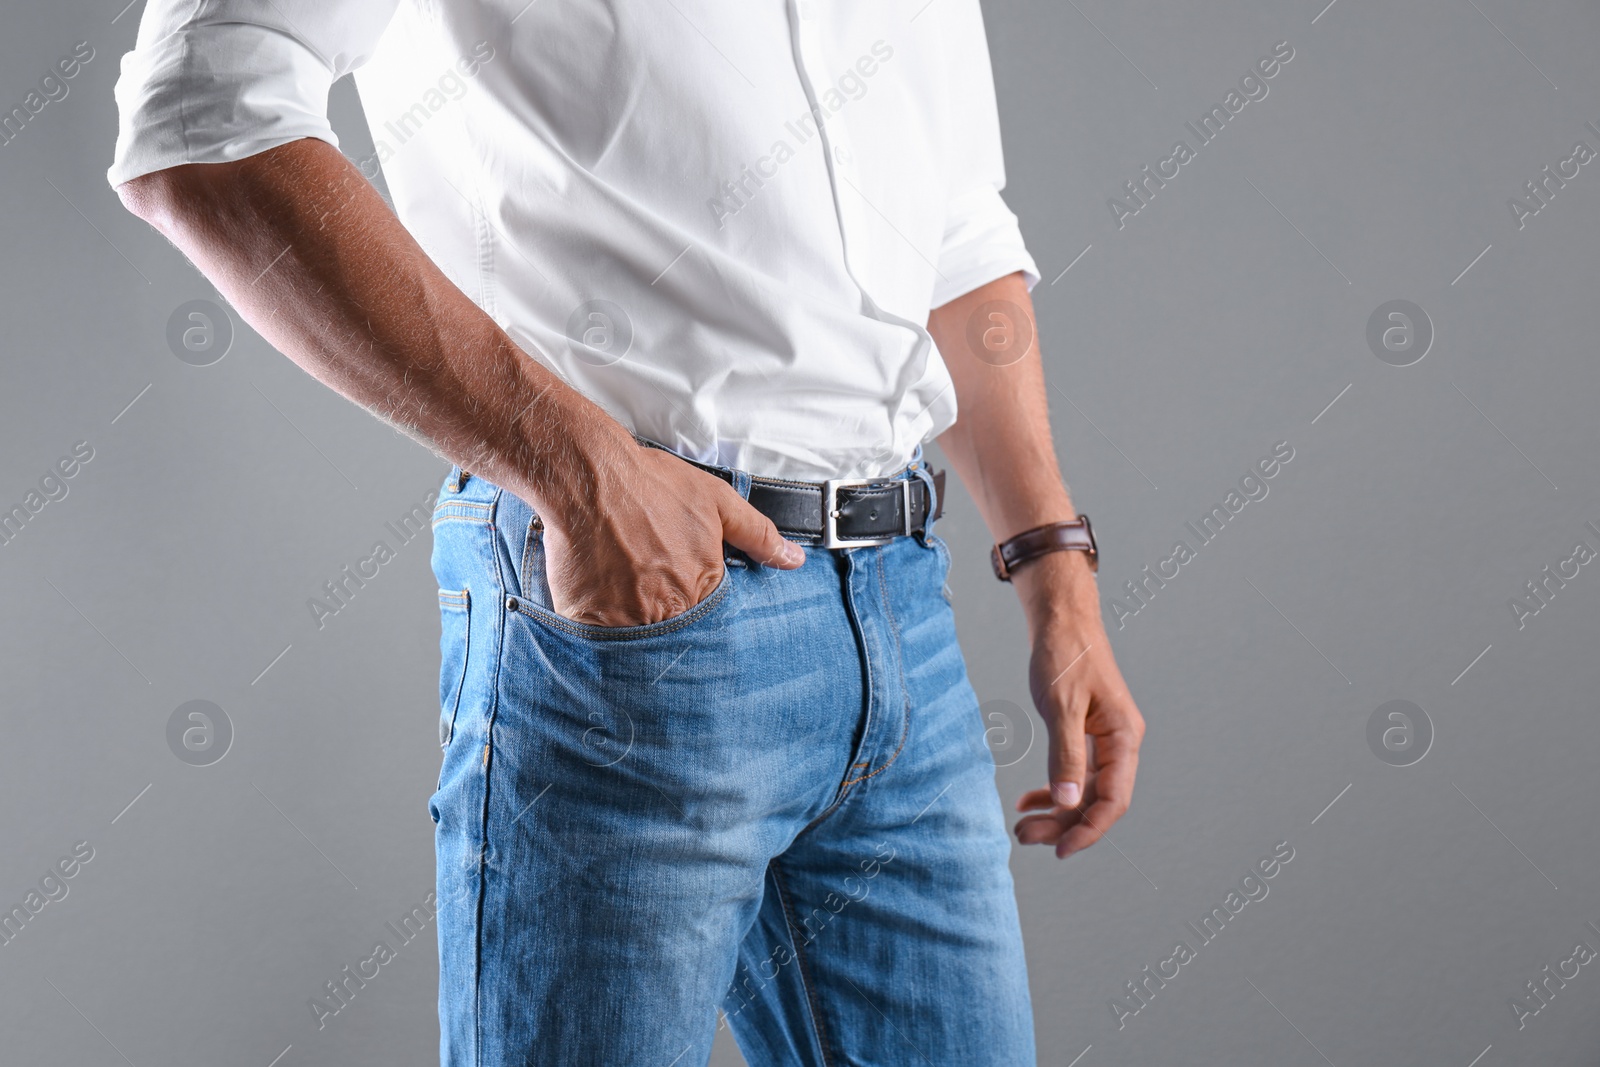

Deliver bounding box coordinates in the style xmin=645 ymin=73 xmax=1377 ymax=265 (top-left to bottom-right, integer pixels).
xmin=833 ymin=144 xmax=849 ymax=164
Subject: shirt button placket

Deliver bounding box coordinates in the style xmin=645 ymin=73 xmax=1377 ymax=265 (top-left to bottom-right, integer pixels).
xmin=792 ymin=3 xmax=862 ymax=280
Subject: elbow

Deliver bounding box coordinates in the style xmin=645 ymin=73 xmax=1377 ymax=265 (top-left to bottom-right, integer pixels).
xmin=114 ymin=168 xmax=189 ymax=234
xmin=114 ymin=141 xmax=321 ymax=234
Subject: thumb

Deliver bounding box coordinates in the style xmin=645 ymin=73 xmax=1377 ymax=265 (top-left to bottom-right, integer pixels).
xmin=1047 ymin=697 xmax=1088 ymax=809
xmin=716 ymin=489 xmax=806 ymax=569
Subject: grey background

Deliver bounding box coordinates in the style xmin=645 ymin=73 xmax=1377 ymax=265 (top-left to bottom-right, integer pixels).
xmin=2 ymin=0 xmax=1597 ymax=1063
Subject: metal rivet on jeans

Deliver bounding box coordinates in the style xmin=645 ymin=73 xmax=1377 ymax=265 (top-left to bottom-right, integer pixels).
xmin=506 ymin=596 xmax=519 ymax=612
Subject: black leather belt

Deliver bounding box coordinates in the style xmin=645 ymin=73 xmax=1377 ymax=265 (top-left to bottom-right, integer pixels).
xmin=682 ymin=456 xmax=945 ymax=548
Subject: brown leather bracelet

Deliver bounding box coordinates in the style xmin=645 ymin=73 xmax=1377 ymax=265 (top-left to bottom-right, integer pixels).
xmin=991 ymin=516 xmax=1097 ymax=581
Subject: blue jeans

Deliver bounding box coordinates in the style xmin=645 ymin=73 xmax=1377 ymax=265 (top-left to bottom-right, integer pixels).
xmin=429 ymin=462 xmax=1034 ymax=1066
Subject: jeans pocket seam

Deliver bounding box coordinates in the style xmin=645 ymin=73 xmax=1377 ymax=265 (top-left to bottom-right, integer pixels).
xmin=437 ymin=588 xmax=471 ymax=749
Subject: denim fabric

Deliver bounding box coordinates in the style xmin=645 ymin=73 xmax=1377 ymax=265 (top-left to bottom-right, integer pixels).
xmin=429 ymin=464 xmax=1034 ymax=1066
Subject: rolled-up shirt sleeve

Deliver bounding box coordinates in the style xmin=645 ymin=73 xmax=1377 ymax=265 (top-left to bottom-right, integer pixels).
xmin=929 ymin=0 xmax=1040 ymax=310
xmin=107 ymin=0 xmax=398 ymax=187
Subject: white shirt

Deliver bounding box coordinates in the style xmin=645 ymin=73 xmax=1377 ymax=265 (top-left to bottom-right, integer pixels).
xmin=109 ymin=0 xmax=1039 ymax=480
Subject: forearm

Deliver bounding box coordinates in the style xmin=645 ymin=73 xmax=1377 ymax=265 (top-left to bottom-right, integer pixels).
xmin=930 ymin=272 xmax=1097 ymax=634
xmin=931 ymin=274 xmax=1072 ymax=535
xmin=117 ymin=136 xmax=629 ymax=515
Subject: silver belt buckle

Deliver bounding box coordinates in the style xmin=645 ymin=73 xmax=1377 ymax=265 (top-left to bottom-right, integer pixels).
xmin=821 ymin=477 xmax=914 ymax=550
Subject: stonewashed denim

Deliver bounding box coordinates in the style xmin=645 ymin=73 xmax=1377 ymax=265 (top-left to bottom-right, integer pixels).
xmin=428 ymin=460 xmax=1035 ymax=1066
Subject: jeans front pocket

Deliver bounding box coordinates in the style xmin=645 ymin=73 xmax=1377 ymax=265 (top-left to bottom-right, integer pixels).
xmin=507 ymin=562 xmax=734 ymax=643
xmin=437 ymin=587 xmax=471 ymax=746
xmin=507 ymin=504 xmax=741 ymax=642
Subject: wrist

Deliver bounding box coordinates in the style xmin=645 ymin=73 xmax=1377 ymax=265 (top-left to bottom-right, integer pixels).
xmin=1011 ymin=548 xmax=1103 ymax=640
xmin=988 ymin=493 xmax=1077 ymax=547
xmin=502 ymin=370 xmax=636 ymax=522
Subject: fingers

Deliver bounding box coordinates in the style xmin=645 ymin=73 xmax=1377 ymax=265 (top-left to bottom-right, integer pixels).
xmin=1014 ymin=771 xmax=1090 ymax=845
xmin=1055 ymin=803 xmax=1114 ymax=858
xmin=639 ymin=448 xmax=804 ymax=569
xmin=1014 ymin=713 xmax=1143 ymax=858
xmin=1015 ymin=788 xmax=1055 ymax=813
xmin=715 ymin=486 xmax=805 ymax=568
xmin=1057 ymin=726 xmax=1139 ymax=856
xmin=1014 ymin=811 xmax=1066 ymax=845
xmin=1013 ymin=801 xmax=1100 ymax=853
xmin=1047 ymin=694 xmax=1088 ymax=809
